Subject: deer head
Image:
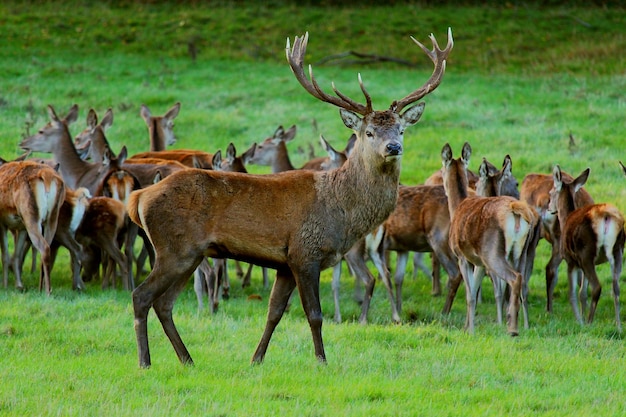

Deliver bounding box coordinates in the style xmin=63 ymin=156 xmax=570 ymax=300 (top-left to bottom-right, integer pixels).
xmin=286 ymin=29 xmax=453 ymax=170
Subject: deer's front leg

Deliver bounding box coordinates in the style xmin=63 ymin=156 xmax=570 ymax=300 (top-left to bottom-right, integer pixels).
xmin=294 ymin=264 xmax=326 ymax=363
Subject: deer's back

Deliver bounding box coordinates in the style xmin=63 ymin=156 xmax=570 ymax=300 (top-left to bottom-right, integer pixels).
xmin=450 ymin=196 xmax=535 ymax=264
xmin=562 ymin=203 xmax=625 ymax=265
xmin=383 ymin=185 xmax=449 ymax=251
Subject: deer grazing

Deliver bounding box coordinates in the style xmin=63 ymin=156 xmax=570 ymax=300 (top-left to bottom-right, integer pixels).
xmin=441 ymin=142 xmax=539 ymax=335
xmin=0 ymin=160 xmax=65 ymax=294
xmin=126 ymin=29 xmax=453 ymax=367
xmin=548 ymin=165 xmax=624 ymax=331
xmin=520 ymin=169 xmax=594 ymax=312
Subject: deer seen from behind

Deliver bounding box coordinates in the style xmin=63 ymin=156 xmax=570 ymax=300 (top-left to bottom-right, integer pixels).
xmin=520 ymin=169 xmax=594 ymax=312
xmin=548 ymin=165 xmax=624 ymax=331
xmin=441 ymin=142 xmax=539 ymax=335
xmin=0 ymin=160 xmax=65 ymax=294
xmin=126 ymin=29 xmax=453 ymax=367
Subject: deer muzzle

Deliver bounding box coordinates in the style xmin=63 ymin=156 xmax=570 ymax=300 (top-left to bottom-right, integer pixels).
xmin=385 ymin=142 xmax=403 ymax=157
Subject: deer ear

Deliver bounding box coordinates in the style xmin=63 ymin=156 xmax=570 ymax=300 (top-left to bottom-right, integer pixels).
xmin=101 ymin=109 xmax=114 ymax=130
xmin=164 ymin=102 xmax=180 ymax=121
xmin=501 ymin=155 xmax=512 ymax=178
xmin=226 ymin=143 xmax=236 ymax=163
xmin=461 ymin=142 xmax=472 ymax=167
xmin=140 ymin=104 xmax=152 ymax=124
xmin=65 ymin=104 xmax=79 ymax=125
xmin=212 ymin=150 xmax=223 ymax=170
xmin=479 ymin=158 xmax=489 ymax=179
xmin=47 ymin=105 xmax=61 ymax=123
xmin=552 ymin=165 xmax=563 ymax=189
xmin=573 ymin=168 xmax=590 ymax=193
xmin=400 ymin=102 xmax=425 ymax=127
xmin=117 ymin=145 xmax=127 ymax=164
xmin=282 ymin=125 xmax=297 ymax=142
xmin=241 ymin=143 xmax=256 ymax=165
xmin=87 ymin=109 xmax=98 ymax=129
xmin=441 ymin=143 xmax=453 ymax=167
xmin=340 ymin=109 xmax=362 ymax=131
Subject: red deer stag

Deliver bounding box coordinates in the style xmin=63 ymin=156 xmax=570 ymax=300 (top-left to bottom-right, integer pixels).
xmin=441 ymin=142 xmax=538 ymax=335
xmin=548 ymin=165 xmax=624 ymax=331
xmin=0 ymin=161 xmax=65 ymax=294
xmin=126 ymin=29 xmax=453 ymax=367
xmin=194 ymin=142 xmax=257 ymax=313
xmin=520 ymin=169 xmax=594 ymax=312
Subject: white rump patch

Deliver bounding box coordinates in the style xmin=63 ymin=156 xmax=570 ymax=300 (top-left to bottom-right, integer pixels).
xmin=503 ymin=213 xmax=531 ymax=260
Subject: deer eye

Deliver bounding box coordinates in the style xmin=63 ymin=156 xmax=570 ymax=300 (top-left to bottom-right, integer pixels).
xmin=365 ymin=131 xmax=374 ymax=138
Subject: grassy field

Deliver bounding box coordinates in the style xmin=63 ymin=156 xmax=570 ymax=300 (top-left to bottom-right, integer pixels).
xmin=1 ymin=2 xmax=626 ymax=416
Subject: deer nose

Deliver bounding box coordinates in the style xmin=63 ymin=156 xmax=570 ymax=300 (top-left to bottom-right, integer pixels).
xmin=386 ymin=142 xmax=402 ymax=156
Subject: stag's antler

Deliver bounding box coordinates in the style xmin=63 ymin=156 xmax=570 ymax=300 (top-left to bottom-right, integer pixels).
xmin=393 ymin=27 xmax=454 ymax=113
xmin=286 ymin=32 xmax=373 ymax=116
xmin=286 ymin=28 xmax=453 ymax=116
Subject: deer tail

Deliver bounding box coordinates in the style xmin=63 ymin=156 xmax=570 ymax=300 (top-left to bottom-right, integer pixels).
xmin=127 ymin=189 xmax=144 ymax=229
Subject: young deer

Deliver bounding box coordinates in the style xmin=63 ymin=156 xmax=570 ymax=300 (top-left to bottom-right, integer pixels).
xmin=127 ymin=29 xmax=453 ymax=367
xmin=548 ymin=165 xmax=624 ymax=331
xmin=520 ymin=170 xmax=594 ymax=312
xmin=442 ymin=142 xmax=539 ymax=335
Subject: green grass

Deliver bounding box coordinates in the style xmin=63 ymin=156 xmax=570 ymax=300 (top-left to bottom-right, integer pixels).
xmin=2 ymin=1 xmax=626 ymax=416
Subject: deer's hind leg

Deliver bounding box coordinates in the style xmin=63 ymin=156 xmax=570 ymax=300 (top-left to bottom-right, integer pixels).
xmin=132 ymin=250 xmax=202 ymax=368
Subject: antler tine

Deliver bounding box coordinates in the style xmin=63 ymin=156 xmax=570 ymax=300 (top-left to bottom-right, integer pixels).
xmin=286 ymin=33 xmax=370 ymax=115
xmin=392 ymin=27 xmax=454 ymax=113
xmin=332 ymin=73 xmax=373 ymax=114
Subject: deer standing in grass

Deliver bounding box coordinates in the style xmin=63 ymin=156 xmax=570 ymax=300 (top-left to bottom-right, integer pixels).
xmin=520 ymin=170 xmax=594 ymax=312
xmin=473 ymin=155 xmax=541 ymax=322
xmin=127 ymin=29 xmax=453 ymax=367
xmin=441 ymin=142 xmax=539 ymax=335
xmin=548 ymin=165 xmax=624 ymax=331
xmin=0 ymin=161 xmax=65 ymax=294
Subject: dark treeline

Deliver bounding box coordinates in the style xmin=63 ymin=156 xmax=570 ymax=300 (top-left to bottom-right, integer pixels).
xmin=15 ymin=0 xmax=624 ymax=7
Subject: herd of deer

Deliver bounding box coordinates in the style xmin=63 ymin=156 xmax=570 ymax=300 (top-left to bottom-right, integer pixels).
xmin=3 ymin=28 xmax=625 ymax=368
